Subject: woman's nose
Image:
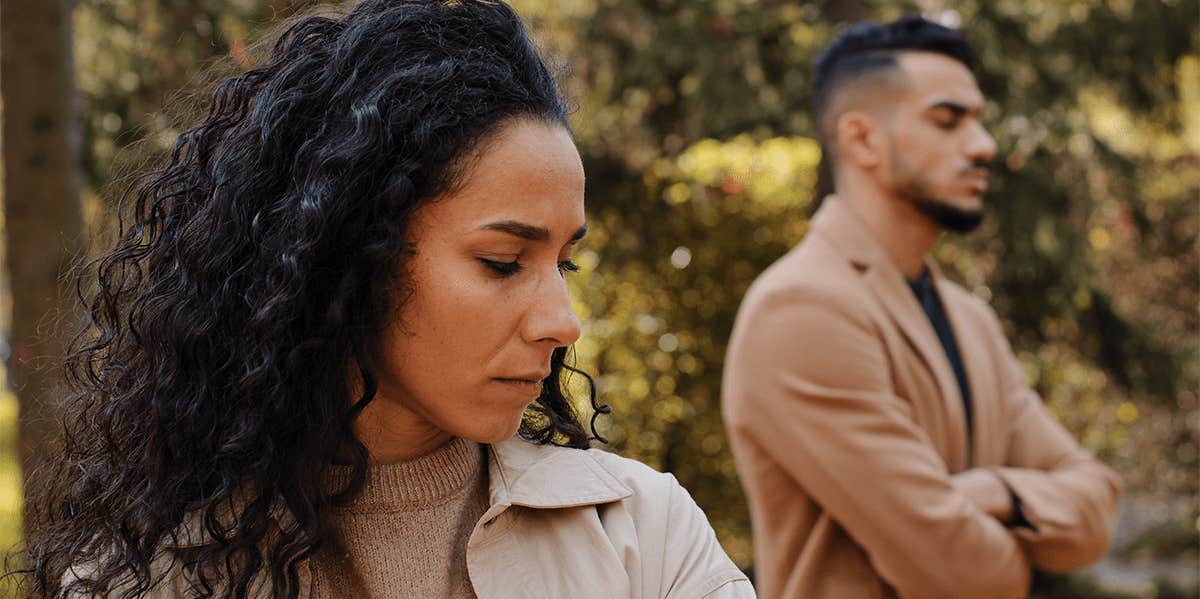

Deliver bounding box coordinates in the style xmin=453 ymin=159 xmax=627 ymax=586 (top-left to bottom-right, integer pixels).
xmin=523 ymin=269 xmax=582 ymax=347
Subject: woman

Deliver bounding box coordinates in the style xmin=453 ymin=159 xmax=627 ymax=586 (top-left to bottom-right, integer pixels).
xmin=21 ymin=1 xmax=754 ymax=598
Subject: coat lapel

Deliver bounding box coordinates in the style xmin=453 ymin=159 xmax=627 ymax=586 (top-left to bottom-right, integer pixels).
xmin=810 ymin=198 xmax=969 ymax=471
xmin=468 ymin=439 xmax=634 ymax=599
xmin=930 ymin=265 xmax=996 ymax=467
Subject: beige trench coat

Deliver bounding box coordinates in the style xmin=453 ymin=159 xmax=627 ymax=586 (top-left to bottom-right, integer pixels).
xmin=68 ymin=438 xmax=753 ymax=598
xmin=722 ymin=197 xmax=1121 ymax=599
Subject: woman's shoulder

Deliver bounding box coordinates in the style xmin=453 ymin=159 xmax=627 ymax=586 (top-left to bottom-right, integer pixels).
xmin=488 ymin=438 xmax=685 ymax=509
xmin=582 ymin=446 xmax=684 ymax=497
xmin=489 ymin=439 xmax=754 ymax=597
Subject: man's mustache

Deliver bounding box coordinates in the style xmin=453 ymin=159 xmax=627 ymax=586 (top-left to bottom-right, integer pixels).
xmin=961 ymin=161 xmax=992 ymax=176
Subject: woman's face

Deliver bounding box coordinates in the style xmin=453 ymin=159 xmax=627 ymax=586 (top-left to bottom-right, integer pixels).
xmin=357 ymin=118 xmax=586 ymax=461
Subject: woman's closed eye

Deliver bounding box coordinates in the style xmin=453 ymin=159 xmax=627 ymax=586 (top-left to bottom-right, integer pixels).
xmin=480 ymin=257 xmax=521 ymax=276
xmin=479 ymin=258 xmax=580 ymax=277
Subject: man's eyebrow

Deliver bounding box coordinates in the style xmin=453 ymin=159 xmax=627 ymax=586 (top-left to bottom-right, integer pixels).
xmin=480 ymin=221 xmax=588 ymax=242
xmin=926 ymin=100 xmax=975 ymax=116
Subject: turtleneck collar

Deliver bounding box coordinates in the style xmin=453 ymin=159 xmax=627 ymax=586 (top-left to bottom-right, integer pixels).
xmin=329 ymin=436 xmax=485 ymax=512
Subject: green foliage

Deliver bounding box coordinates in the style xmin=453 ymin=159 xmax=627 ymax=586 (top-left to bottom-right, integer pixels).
xmin=569 ymin=134 xmax=820 ymax=560
xmin=73 ymin=0 xmax=318 ymax=228
xmin=0 ymin=0 xmax=1194 ymax=591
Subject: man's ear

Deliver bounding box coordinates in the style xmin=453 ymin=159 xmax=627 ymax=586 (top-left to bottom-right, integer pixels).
xmin=836 ymin=109 xmax=884 ymax=170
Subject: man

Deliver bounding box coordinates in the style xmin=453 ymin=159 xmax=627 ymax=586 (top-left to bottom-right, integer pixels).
xmin=722 ymin=16 xmax=1121 ymax=599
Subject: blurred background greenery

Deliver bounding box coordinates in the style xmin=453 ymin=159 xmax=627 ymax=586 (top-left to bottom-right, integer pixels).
xmin=0 ymin=0 xmax=1196 ymax=597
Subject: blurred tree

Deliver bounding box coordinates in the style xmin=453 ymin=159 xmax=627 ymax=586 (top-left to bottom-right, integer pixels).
xmin=0 ymin=0 xmax=1193 ymax=593
xmin=0 ymin=0 xmax=85 ymax=531
xmin=74 ymin=0 xmax=317 ymax=207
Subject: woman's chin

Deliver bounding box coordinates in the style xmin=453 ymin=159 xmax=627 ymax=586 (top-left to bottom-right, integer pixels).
xmin=455 ymin=415 xmax=526 ymax=445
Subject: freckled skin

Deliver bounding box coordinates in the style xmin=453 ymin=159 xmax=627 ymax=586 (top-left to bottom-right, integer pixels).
xmin=355 ymin=118 xmax=586 ymax=464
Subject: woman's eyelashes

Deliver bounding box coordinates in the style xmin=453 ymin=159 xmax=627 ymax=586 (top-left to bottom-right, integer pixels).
xmin=480 ymin=258 xmax=521 ymax=276
xmin=479 ymin=257 xmax=579 ymax=277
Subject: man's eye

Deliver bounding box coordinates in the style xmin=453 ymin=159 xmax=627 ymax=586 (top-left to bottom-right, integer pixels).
xmin=558 ymin=260 xmax=580 ymax=275
xmin=480 ymin=258 xmax=521 ymax=276
xmin=936 ymin=119 xmax=959 ymax=130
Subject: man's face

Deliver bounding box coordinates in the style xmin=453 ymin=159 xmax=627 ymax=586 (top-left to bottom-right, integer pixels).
xmin=884 ymin=52 xmax=997 ymax=233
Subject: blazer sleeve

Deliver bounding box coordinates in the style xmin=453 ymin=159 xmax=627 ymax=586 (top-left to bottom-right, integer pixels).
xmin=659 ymin=475 xmax=757 ymax=599
xmin=723 ymin=288 xmax=1031 ymax=599
xmin=982 ymin=310 xmax=1123 ymax=572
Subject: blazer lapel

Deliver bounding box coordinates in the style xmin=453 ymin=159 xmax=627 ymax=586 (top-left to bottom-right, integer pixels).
xmin=810 ymin=198 xmax=969 ymax=471
xmin=930 ymin=262 xmax=995 ymax=467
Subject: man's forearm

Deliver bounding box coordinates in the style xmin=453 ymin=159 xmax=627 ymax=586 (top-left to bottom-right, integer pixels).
xmin=951 ymin=468 xmax=1014 ymax=522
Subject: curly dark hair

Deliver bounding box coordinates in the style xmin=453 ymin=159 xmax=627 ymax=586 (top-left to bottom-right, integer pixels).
xmin=16 ymin=1 xmax=606 ymax=597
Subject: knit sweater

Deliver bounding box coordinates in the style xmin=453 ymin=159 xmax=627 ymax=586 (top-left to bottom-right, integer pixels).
xmin=311 ymin=437 xmax=489 ymax=598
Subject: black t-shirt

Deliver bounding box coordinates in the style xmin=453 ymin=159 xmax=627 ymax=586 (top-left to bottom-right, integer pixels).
xmin=907 ymin=270 xmax=974 ymax=445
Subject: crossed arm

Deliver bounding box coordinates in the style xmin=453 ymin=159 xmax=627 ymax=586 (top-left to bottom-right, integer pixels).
xmin=974 ymin=306 xmax=1122 ymax=571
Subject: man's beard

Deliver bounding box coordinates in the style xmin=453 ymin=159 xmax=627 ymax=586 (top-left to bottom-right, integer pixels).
xmin=910 ymin=195 xmax=985 ymax=233
xmin=893 ymin=162 xmax=985 ymax=234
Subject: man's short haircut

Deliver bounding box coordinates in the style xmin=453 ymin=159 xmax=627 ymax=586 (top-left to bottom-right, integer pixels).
xmin=811 ymin=16 xmax=976 ymax=147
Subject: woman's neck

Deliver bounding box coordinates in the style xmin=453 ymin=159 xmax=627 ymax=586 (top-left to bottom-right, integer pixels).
xmin=353 ymin=397 xmax=454 ymax=464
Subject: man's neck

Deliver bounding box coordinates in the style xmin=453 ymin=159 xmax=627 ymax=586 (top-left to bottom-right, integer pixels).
xmin=834 ymin=175 xmax=939 ymax=278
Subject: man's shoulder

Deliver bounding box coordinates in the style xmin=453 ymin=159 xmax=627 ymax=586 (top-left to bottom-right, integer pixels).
xmin=740 ymin=232 xmax=869 ymax=316
xmin=935 ymin=276 xmax=1003 ymax=327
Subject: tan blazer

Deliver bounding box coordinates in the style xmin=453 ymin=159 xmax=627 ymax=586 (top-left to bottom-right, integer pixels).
xmin=722 ymin=198 xmax=1121 ymax=599
xmin=67 ymin=437 xmax=754 ymax=598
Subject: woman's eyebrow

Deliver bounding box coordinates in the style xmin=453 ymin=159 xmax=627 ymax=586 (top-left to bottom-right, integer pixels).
xmin=480 ymin=221 xmax=588 ymax=242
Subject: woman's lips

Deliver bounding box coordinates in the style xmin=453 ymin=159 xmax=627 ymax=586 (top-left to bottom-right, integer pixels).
xmin=494 ymin=377 xmax=543 ymax=397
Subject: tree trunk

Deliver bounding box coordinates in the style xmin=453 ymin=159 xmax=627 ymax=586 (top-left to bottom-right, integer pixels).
xmin=0 ymin=0 xmax=84 ymax=532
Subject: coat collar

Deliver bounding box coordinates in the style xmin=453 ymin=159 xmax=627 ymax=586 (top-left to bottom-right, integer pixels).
xmin=809 ymin=194 xmax=894 ymax=272
xmin=810 ymin=196 xmax=970 ymax=470
xmin=486 ymin=437 xmax=634 ymax=510
xmin=165 ymin=438 xmax=633 ymax=549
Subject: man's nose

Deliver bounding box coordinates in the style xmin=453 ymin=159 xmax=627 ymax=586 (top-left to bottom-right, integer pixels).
xmin=523 ymin=270 xmax=582 ymax=347
xmin=966 ymin=120 xmax=998 ymax=163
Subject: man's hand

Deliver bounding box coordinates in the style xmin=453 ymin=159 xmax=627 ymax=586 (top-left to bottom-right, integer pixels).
xmin=951 ymin=468 xmax=1014 ymax=522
